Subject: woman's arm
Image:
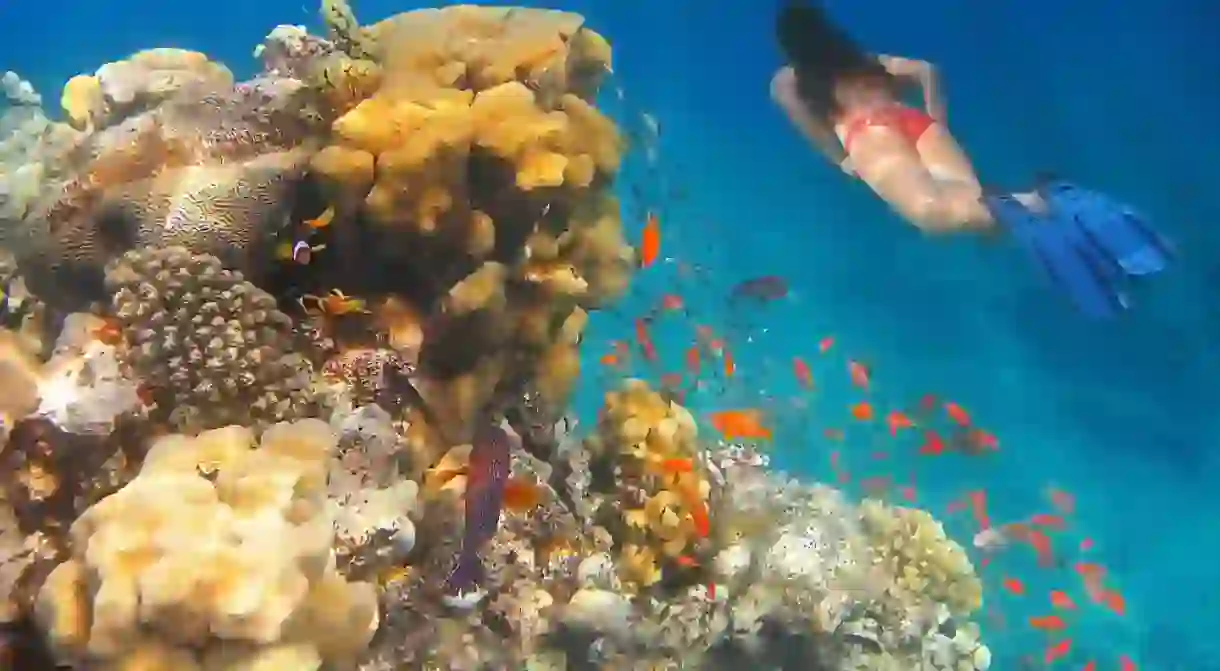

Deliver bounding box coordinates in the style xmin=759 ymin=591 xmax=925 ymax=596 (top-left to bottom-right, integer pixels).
xmin=770 ymin=67 xmax=850 ymax=168
xmin=878 ymin=55 xmax=947 ymax=124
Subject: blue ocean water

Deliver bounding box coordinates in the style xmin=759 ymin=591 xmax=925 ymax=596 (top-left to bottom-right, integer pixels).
xmin=3 ymin=0 xmax=1217 ymax=668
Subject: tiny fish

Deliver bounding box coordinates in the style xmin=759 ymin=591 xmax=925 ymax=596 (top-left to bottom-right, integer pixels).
xmin=729 ymin=275 xmax=789 ymax=303
xmin=792 ymin=356 xmax=814 ymax=389
xmin=707 ymin=409 xmax=773 ymax=441
xmin=639 ymin=211 xmax=661 ymax=268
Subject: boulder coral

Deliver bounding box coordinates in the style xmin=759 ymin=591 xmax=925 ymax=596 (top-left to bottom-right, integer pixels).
xmin=34 ymin=420 xmax=379 ymax=670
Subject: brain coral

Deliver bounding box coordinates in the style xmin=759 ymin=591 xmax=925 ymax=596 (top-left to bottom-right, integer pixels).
xmin=14 ymin=70 xmax=325 ymax=307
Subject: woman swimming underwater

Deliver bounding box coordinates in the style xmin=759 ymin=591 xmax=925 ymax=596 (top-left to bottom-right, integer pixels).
xmin=770 ymin=0 xmax=1172 ymax=318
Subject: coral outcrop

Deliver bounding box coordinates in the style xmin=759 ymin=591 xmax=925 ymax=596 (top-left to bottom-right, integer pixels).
xmin=35 ymin=420 xmax=379 ymax=669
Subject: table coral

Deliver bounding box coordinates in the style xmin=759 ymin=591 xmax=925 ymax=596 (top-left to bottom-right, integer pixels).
xmin=34 ymin=420 xmax=379 ymax=669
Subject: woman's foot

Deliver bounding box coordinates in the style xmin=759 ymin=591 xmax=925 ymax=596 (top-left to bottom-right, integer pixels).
xmin=1012 ymin=191 xmax=1048 ymax=214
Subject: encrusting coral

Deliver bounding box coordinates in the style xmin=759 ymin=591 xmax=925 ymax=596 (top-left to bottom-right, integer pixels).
xmin=34 ymin=420 xmax=379 ymax=670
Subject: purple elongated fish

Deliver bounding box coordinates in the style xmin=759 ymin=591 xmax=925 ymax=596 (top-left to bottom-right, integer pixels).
xmin=443 ymin=420 xmax=514 ymax=595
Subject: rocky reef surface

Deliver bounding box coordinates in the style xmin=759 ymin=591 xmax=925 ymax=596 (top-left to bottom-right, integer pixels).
xmin=0 ymin=3 xmax=992 ymax=669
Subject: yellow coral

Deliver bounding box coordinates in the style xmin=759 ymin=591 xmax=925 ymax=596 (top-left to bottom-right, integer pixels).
xmin=35 ymin=420 xmax=379 ymax=668
xmin=859 ymin=499 xmax=983 ymax=616
xmin=304 ymin=5 xmax=635 ymax=455
xmin=309 ymin=144 xmax=376 ymax=210
xmin=589 ymin=380 xmax=709 ymax=587
xmin=60 ymin=74 xmax=103 ymax=131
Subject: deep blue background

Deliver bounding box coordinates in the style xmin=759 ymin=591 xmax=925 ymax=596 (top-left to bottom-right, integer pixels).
xmin=3 ymin=0 xmax=1218 ymax=667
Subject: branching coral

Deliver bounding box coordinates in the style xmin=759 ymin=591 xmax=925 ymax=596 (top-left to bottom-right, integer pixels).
xmin=34 ymin=420 xmax=379 ymax=669
xmin=105 ymin=247 xmax=317 ymax=432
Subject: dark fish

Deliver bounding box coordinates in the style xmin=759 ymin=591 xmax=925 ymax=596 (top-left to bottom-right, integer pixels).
xmin=729 ymin=275 xmax=789 ymax=303
xmin=444 ymin=420 xmax=514 ymax=595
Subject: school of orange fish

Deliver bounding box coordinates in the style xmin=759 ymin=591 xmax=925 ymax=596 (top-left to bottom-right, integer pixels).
xmin=596 ymin=203 xmax=1140 ymax=669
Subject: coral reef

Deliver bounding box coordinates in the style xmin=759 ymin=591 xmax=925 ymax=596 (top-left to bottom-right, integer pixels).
xmin=0 ymin=4 xmax=999 ymax=670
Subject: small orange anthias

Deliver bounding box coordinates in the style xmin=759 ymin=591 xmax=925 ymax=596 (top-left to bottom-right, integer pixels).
xmin=92 ymin=317 xmax=124 ymax=346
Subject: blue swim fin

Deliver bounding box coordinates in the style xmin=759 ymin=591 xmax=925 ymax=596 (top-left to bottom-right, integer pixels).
xmin=983 ymin=192 xmax=1129 ymax=319
xmin=1037 ymin=180 xmax=1173 ymax=277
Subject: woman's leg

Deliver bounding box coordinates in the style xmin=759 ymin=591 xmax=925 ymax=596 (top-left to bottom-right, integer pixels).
xmin=849 ymin=127 xmax=995 ymax=234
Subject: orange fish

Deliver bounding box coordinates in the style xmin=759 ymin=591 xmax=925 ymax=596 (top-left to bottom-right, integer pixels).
xmin=1083 ymin=662 xmax=1097 ymax=671
xmin=1045 ymin=638 xmax=1072 ymax=664
xmin=660 ymin=293 xmax=685 ymax=311
xmin=919 ymin=430 xmax=946 ymax=455
xmin=1050 ymin=590 xmax=1077 ymax=610
xmin=502 ymin=478 xmax=545 ymax=512
xmin=92 ymin=318 xmax=124 ymax=346
xmin=1099 ymin=589 xmax=1127 ymax=616
xmin=639 ymin=211 xmax=661 ymax=268
xmin=944 ymin=402 xmax=972 ymax=426
xmin=1029 ymin=615 xmax=1067 ymax=631
xmin=723 ymin=350 xmax=737 ymax=378
xmin=1030 ymin=513 xmax=1067 ymax=530
xmin=848 ymin=360 xmax=870 ymax=390
xmin=1119 ymin=655 xmax=1137 ymax=670
xmin=850 ymin=402 xmax=874 ymax=421
xmin=674 ymin=555 xmax=699 ymax=568
xmin=685 ymin=346 xmax=701 ymax=375
xmin=676 ymin=481 xmax=711 ymax=538
xmin=634 ymin=318 xmax=658 ymax=362
xmin=792 ymin=357 xmax=813 ymax=389
xmin=886 ymin=411 xmax=914 ymax=436
xmin=967 ymin=490 xmax=991 ymax=529
xmin=708 ymin=409 xmax=773 ymax=441
xmin=658 ymin=457 xmax=695 ymax=474
xmin=1048 ymin=487 xmax=1077 ymax=515
xmin=818 ymin=336 xmax=835 ymax=353
xmin=1002 ymin=576 xmax=1026 ymax=596
xmin=304 ymin=206 xmax=335 ymax=229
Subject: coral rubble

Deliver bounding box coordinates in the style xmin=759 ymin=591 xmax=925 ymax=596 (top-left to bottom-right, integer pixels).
xmin=0 ymin=3 xmax=996 ymax=669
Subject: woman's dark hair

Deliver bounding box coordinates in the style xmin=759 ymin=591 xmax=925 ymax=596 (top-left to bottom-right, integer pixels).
xmin=776 ymin=0 xmax=895 ymax=117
